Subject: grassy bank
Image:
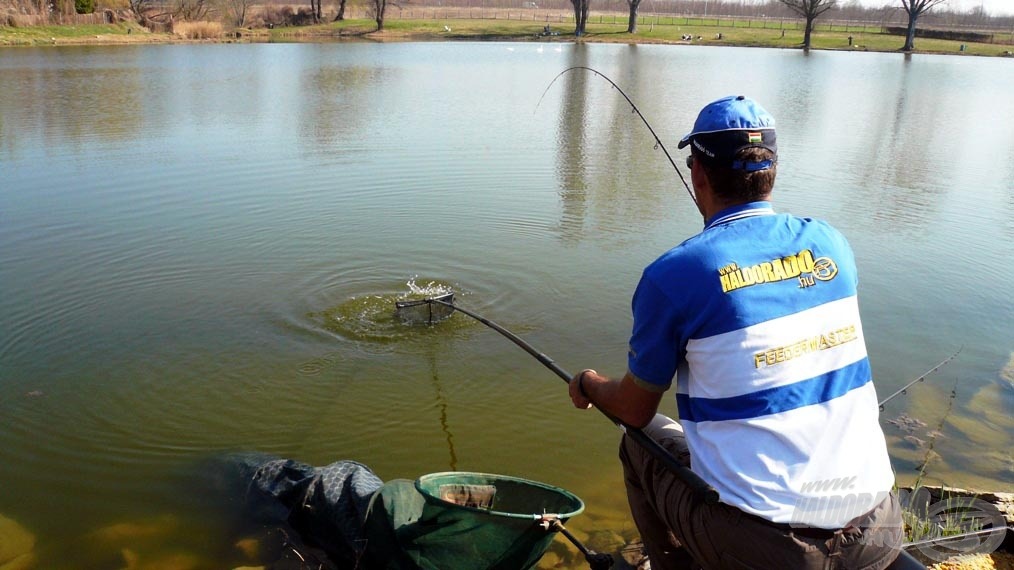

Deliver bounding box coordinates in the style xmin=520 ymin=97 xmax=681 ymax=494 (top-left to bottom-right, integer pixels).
xmin=0 ymin=21 xmax=166 ymax=45
xmin=3 ymin=14 xmax=1013 ymax=57
xmin=273 ymin=16 xmax=1014 ymax=56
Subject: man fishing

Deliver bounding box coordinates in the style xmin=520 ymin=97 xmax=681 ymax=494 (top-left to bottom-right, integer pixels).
xmin=569 ymin=96 xmax=903 ymax=569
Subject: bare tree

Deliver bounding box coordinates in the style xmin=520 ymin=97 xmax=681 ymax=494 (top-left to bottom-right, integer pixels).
xmin=777 ymin=0 xmax=836 ymax=49
xmin=173 ymin=0 xmax=211 ymax=20
xmin=570 ymin=0 xmax=589 ymax=35
xmin=901 ymin=0 xmax=947 ymax=51
xmin=372 ymin=0 xmax=386 ymax=30
xmin=226 ymin=0 xmax=254 ymax=25
xmin=310 ymin=0 xmax=322 ymax=22
xmin=128 ymin=0 xmax=158 ymax=20
xmin=334 ymin=0 xmax=347 ymax=21
xmin=626 ymin=0 xmax=641 ymax=33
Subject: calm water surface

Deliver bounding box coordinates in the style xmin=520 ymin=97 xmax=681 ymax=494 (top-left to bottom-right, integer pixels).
xmin=1 ymin=42 xmax=1012 ymax=567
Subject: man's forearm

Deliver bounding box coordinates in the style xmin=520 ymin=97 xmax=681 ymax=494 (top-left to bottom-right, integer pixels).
xmin=570 ymin=370 xmax=664 ymax=428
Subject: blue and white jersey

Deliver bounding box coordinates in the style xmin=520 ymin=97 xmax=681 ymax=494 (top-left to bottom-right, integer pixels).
xmin=628 ymin=201 xmax=894 ymax=528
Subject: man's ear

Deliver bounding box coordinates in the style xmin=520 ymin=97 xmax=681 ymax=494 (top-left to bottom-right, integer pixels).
xmin=691 ymin=164 xmax=712 ymax=217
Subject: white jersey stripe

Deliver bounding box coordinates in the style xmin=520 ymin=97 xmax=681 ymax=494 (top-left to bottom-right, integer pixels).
xmin=684 ymin=382 xmax=894 ymax=527
xmin=681 ymin=296 xmax=867 ymax=399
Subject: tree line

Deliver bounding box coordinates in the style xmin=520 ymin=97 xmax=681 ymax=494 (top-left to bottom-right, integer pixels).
xmin=9 ymin=0 xmax=1005 ymax=49
xmin=561 ymin=0 xmax=958 ymax=50
xmin=363 ymin=0 xmax=999 ymax=49
xmin=770 ymin=0 xmax=949 ymax=50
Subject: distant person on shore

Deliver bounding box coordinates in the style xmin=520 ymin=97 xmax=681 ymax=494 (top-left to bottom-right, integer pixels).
xmin=569 ymin=96 xmax=903 ymax=569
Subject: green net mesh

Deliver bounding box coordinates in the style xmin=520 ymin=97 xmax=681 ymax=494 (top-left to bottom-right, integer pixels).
xmin=394 ymin=293 xmax=457 ymax=325
xmin=362 ymin=472 xmax=585 ymax=570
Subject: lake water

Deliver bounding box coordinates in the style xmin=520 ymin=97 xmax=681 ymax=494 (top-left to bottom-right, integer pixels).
xmin=1 ymin=42 xmax=1012 ymax=568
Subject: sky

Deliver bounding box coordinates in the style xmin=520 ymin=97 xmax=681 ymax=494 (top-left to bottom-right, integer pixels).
xmin=855 ymin=0 xmax=1014 ymax=16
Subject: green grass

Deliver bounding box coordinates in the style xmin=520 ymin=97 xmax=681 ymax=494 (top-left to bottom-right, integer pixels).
xmin=367 ymin=16 xmax=1011 ymax=57
xmin=385 ymin=18 xmax=547 ymax=38
xmin=4 ymin=15 xmax=1012 ymax=57
xmin=265 ymin=18 xmax=374 ymax=39
xmin=895 ymin=381 xmax=978 ymax=548
xmin=265 ymin=17 xmax=558 ymax=41
xmin=582 ymin=19 xmax=1009 ymax=56
xmin=0 ymin=21 xmax=147 ymax=44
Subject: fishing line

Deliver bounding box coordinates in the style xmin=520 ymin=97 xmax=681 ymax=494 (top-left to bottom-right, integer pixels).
xmin=536 ymin=66 xmax=698 ymax=208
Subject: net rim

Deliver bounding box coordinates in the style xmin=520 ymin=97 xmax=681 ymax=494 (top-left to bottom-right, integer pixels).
xmin=415 ymin=471 xmax=585 ymax=520
xmin=394 ymin=292 xmax=455 ymax=309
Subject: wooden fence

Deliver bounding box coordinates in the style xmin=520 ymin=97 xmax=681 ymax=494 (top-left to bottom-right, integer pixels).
xmin=5 ymin=11 xmax=114 ymax=26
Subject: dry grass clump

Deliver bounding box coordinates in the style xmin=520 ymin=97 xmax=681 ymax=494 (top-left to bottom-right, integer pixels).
xmin=174 ymin=20 xmax=222 ymax=39
xmin=928 ymin=551 xmax=1014 ymax=570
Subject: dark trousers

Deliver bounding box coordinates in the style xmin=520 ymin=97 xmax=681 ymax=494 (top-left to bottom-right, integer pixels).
xmin=620 ymin=415 xmax=903 ymax=570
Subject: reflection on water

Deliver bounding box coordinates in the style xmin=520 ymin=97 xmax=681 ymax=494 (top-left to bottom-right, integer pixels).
xmin=555 ymin=46 xmax=592 ymax=244
xmin=552 ymin=47 xmax=696 ymax=249
xmin=0 ymin=55 xmax=143 ymax=151
xmin=426 ymin=349 xmax=459 ymax=472
xmin=298 ymin=65 xmax=388 ymax=157
xmin=1 ymin=42 xmax=1012 ymax=568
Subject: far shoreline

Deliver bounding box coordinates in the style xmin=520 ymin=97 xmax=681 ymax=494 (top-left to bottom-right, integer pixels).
xmin=3 ymin=15 xmax=1014 ymax=58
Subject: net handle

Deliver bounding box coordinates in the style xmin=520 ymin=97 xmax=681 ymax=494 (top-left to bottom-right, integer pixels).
xmin=429 ymin=299 xmax=719 ymax=504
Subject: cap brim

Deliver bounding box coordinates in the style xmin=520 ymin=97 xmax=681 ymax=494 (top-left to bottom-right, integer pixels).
xmin=677 ymin=133 xmax=692 ymax=149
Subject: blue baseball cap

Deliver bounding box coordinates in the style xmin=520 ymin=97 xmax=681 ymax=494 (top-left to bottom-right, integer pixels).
xmin=678 ymin=95 xmax=777 ymax=172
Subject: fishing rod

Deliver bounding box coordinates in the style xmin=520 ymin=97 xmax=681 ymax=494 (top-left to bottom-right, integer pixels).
xmin=903 ymin=526 xmax=1011 ymax=550
xmin=879 ymin=347 xmax=963 ymax=411
xmin=536 ymin=66 xmax=698 ymax=208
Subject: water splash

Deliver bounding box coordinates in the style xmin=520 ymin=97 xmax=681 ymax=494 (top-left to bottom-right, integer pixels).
xmin=400 ymin=276 xmax=454 ymax=301
xmin=310 ymin=278 xmax=467 ymax=343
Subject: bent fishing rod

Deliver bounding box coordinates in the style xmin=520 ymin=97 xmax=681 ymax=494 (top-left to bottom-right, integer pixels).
xmin=396 ymin=294 xmax=719 ymax=504
xmin=536 ymin=66 xmax=698 ymax=208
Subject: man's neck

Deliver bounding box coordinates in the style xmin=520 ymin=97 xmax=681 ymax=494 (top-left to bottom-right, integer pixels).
xmin=702 ymin=198 xmax=745 ymax=223
xmin=703 ymin=198 xmax=773 ymax=226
